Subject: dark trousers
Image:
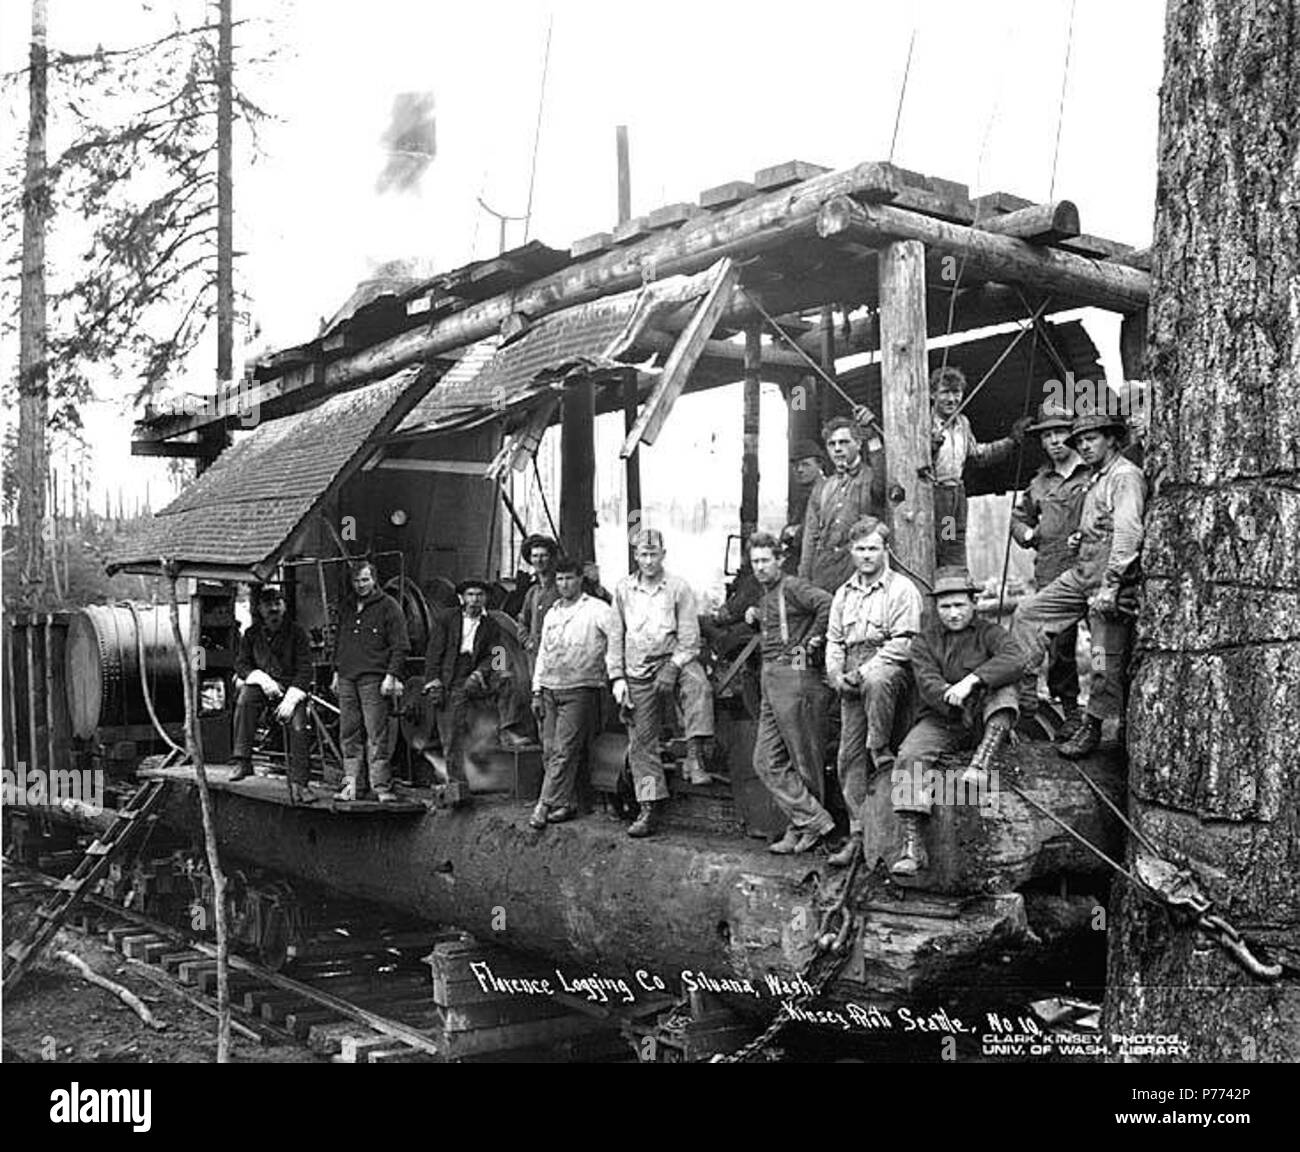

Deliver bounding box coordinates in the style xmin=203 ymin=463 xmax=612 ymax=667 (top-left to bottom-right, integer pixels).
xmin=338 ymin=674 xmax=392 ymax=792
xmin=626 ymin=661 xmax=715 ymax=802
xmin=752 ymin=664 xmax=833 ymax=834
xmin=538 ymin=687 xmax=600 ymax=808
xmin=837 ymin=660 xmax=912 ymax=834
xmin=1046 ymin=623 xmax=1080 ymax=707
xmin=232 ymin=684 xmax=310 ymax=784
xmin=934 ymin=482 xmax=969 ymax=569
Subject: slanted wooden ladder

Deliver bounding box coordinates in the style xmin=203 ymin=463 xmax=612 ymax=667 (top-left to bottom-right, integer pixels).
xmin=3 ymin=779 xmax=171 ymax=993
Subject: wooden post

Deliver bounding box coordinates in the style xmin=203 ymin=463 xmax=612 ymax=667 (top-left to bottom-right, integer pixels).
xmin=622 ymin=372 xmax=642 ymax=572
xmin=560 ymin=378 xmax=596 ymax=563
xmin=616 ymin=125 xmax=631 ymax=225
xmin=878 ymin=240 xmax=935 ymax=585
xmin=819 ymin=306 xmax=837 ymax=423
xmin=741 ymin=325 xmax=761 ymax=540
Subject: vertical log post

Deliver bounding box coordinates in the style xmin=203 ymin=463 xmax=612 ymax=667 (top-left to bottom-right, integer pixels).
xmin=787 ymin=375 xmax=820 ymax=524
xmin=622 ymin=372 xmax=642 ymax=572
xmin=878 ymin=239 xmax=935 ymax=585
xmin=560 ymin=379 xmax=596 ymax=563
xmin=741 ymin=325 xmax=762 ymax=541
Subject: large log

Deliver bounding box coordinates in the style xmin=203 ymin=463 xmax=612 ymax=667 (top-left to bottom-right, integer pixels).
xmin=818 ymin=197 xmax=1150 ymax=314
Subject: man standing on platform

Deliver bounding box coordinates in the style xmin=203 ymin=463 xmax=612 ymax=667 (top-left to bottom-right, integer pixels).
xmin=333 ymin=561 xmax=410 ymax=803
xmin=1009 ymin=401 xmax=1092 ymax=736
xmin=747 ymin=531 xmax=837 ymax=855
xmin=231 ymin=585 xmax=316 ymax=805
xmin=825 ymin=517 xmax=923 ymax=866
xmin=515 ymin=534 xmax=559 ymax=654
xmin=607 ymin=528 xmax=715 ymax=838
xmin=800 ymin=416 xmax=887 ymax=592
xmin=528 ymin=556 xmax=611 ymax=830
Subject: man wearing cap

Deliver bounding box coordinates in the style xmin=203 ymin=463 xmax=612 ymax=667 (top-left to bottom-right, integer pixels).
xmin=746 ymin=530 xmax=838 ymax=854
xmin=930 ymin=365 xmax=1032 ymax=568
xmin=333 ymin=561 xmax=410 ymax=802
xmin=800 ymin=416 xmax=887 ymax=592
xmin=607 ymin=528 xmax=715 ymax=837
xmin=528 ymin=555 xmax=612 ymax=830
xmin=825 ymin=517 xmax=924 ymax=867
xmin=1011 ymin=410 xmax=1146 ymax=758
xmin=891 ymin=568 xmax=1023 ymax=876
xmin=789 ymin=439 xmax=827 ymax=526
xmin=231 ymin=586 xmax=317 ymax=804
xmin=423 ymin=577 xmax=511 ymax=784
xmin=1009 ymin=401 xmax=1092 ymax=735
xmin=516 ymin=534 xmax=559 ymax=654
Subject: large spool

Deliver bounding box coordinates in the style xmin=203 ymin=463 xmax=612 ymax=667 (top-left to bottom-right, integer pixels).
xmin=65 ymin=604 xmax=192 ymax=739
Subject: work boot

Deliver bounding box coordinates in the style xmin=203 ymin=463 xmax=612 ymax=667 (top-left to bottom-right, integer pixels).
xmin=498 ymin=730 xmax=534 ymax=751
xmin=1059 ymin=715 xmax=1101 ymax=760
xmin=1054 ymin=701 xmax=1083 ymax=744
xmin=529 ymin=801 xmax=550 ymax=830
xmin=963 ymin=713 xmax=1013 ymax=784
xmin=768 ymin=827 xmax=802 ymax=855
xmin=826 ymin=834 xmax=861 ymax=868
xmin=333 ymin=777 xmax=358 ymax=802
xmin=627 ymin=801 xmax=658 ymax=838
xmin=547 ymin=804 xmax=578 ymax=824
xmin=374 ymin=787 xmax=399 ymax=804
xmin=228 ymin=760 xmax=253 ymax=782
xmin=790 ymin=825 xmax=830 ymax=854
xmin=890 ymin=812 xmax=929 ymax=877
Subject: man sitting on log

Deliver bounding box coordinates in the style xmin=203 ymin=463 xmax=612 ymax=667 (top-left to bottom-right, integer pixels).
xmin=1011 ymin=411 xmax=1146 ymax=758
xmin=747 ymin=531 xmax=838 ymax=855
xmin=1009 ymin=401 xmax=1093 ymax=739
xmin=231 ymin=585 xmax=316 ymax=804
xmin=422 ymin=577 xmax=513 ymax=784
xmin=930 ymin=365 xmax=1031 ymax=568
xmin=825 ymin=517 xmax=923 ymax=867
xmin=891 ymin=568 xmax=1023 ymax=877
xmin=607 ymin=528 xmax=715 ymax=838
xmin=799 ymin=415 xmax=887 ymax=592
xmin=529 ymin=555 xmax=612 ymax=830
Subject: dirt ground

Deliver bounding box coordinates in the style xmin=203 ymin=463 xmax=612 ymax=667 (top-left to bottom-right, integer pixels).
xmin=3 ymin=895 xmax=321 ymax=1064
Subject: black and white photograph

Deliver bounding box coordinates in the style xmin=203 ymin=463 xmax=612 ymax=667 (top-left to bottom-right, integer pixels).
xmin=0 ymin=0 xmax=1295 ymax=1116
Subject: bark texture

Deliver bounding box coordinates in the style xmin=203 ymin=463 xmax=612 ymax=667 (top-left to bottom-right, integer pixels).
xmin=1106 ymin=0 xmax=1300 ymax=1060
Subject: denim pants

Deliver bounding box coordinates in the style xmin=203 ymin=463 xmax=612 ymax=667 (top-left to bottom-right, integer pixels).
xmin=751 ymin=664 xmax=834 ymax=835
xmin=338 ymin=674 xmax=392 ymax=792
xmin=538 ymin=687 xmax=601 ymax=808
xmin=837 ymin=660 xmax=911 ymax=834
xmin=626 ymin=661 xmax=715 ymax=802
xmin=231 ymin=684 xmax=311 ymax=785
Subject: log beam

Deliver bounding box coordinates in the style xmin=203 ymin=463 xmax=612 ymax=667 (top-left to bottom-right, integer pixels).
xmin=740 ymin=324 xmax=761 ymax=540
xmin=978 ymin=200 xmax=1081 ymax=243
xmin=819 ymin=197 xmax=1150 ymax=314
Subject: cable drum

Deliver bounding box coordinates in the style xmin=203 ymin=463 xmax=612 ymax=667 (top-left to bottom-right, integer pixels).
xmin=65 ymin=604 xmax=192 ymax=739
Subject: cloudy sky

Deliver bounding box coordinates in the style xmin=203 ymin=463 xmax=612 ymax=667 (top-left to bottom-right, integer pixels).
xmin=1 ymin=0 xmax=1165 ymax=518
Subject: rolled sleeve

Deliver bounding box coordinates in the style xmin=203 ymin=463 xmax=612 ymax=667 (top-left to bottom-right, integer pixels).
xmin=825 ymin=587 xmax=848 ymax=682
xmin=670 ymin=580 xmax=701 ymax=666
xmin=606 ymin=586 xmax=628 ymax=680
xmin=1103 ymin=471 xmax=1146 ymax=587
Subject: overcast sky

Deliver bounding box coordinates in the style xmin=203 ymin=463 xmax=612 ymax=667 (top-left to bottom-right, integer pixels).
xmin=1 ymin=0 xmax=1165 ymax=513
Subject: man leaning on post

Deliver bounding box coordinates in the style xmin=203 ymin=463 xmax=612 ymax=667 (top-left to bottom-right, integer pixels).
xmin=607 ymin=528 xmax=715 ymax=838
xmin=333 ymin=560 xmax=410 ymax=802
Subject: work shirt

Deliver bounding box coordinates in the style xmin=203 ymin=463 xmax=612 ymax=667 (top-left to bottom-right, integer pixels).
xmin=459 ymin=613 xmax=481 ymax=655
xmin=235 ymin=620 xmax=313 ymax=692
xmin=799 ymin=454 xmax=887 ymax=592
xmin=1010 ymin=454 xmax=1092 ymax=585
xmin=753 ymin=575 xmax=833 ymax=667
xmin=334 ymin=590 xmax=410 ymax=680
xmin=517 ymin=576 xmax=558 ymax=651
xmin=607 ymin=571 xmax=701 ymax=681
xmin=533 ymin=594 xmax=612 ymax=692
xmin=826 ymin=567 xmax=924 ymax=682
xmin=910 ymin=616 xmax=1023 ymax=722
xmin=1074 ymin=452 xmax=1146 ymax=590
xmin=932 ymin=413 xmax=1014 ymax=484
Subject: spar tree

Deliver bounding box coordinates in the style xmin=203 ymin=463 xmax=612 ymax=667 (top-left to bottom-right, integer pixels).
xmin=1106 ymin=0 xmax=1299 ymax=1058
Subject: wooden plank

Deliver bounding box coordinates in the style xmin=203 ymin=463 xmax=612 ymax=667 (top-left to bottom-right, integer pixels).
xmin=623 ymin=371 xmax=641 ymax=574
xmin=612 ymin=216 xmax=650 ymax=245
xmin=1057 ymin=233 xmax=1136 ymax=261
xmin=44 ymin=615 xmax=71 ymax=775
xmin=130 ymin=440 xmax=223 ymax=459
xmin=973 ymin=191 xmax=1034 ymax=216
xmin=979 ymin=201 xmax=1081 ymax=243
xmin=754 ymin=160 xmax=829 ymax=190
xmin=699 ymin=180 xmax=755 ymax=209
xmin=878 ymin=239 xmax=936 ymax=586
xmin=437 ymin=1011 xmax=606 ymax=1059
xmin=26 ymin=617 xmax=45 ymax=774
xmin=616 ymin=125 xmax=631 ymax=224
xmin=622 ymin=257 xmax=740 ymax=454
xmin=646 ymin=202 xmax=696 ymax=230
xmin=571 ymin=232 xmax=612 ymax=258
xmin=3 ymin=618 xmax=19 ymax=772
xmin=891 ymin=185 xmax=978 ymax=224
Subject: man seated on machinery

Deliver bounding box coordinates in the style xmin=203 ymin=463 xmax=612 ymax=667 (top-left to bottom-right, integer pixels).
xmin=231 ymin=585 xmax=317 ymax=805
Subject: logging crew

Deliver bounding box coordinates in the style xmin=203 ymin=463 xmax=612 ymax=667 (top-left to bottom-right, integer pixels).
xmin=800 ymin=416 xmax=887 ymax=592
xmin=747 ymin=531 xmax=837 ymax=855
xmin=1011 ymin=412 xmax=1146 ymax=758
xmin=1009 ymin=401 xmax=1092 ymax=735
xmin=891 ymin=568 xmax=1023 ymax=877
xmin=423 ymin=577 xmax=513 ymax=783
xmin=930 ymin=366 xmax=1031 ymax=568
xmin=607 ymin=528 xmax=716 ymax=838
xmin=824 ymin=517 xmax=923 ymax=867
xmin=333 ymin=561 xmax=410 ymax=803
xmin=231 ymin=586 xmax=316 ymax=804
xmin=529 ymin=556 xmax=612 ymax=830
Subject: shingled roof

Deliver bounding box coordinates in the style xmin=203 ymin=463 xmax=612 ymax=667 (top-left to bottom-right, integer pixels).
xmin=109 ymin=365 xmax=435 ymax=579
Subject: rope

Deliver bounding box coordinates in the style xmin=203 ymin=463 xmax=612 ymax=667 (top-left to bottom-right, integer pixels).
xmin=522 ymin=14 xmax=554 ymax=243
xmin=532 ymin=455 xmax=559 ymax=540
xmin=124 ymin=601 xmax=186 ymax=755
xmin=997 ymin=325 xmax=1039 ymax=614
xmin=1048 ymin=0 xmax=1077 ymax=202
xmin=887 ymin=27 xmax=917 ymax=163
xmin=943 ymin=297 xmax=1050 ymax=429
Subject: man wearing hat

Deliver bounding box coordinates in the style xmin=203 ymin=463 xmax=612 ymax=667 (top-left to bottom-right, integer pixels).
xmin=423 ymin=577 xmax=512 ymax=783
xmin=789 ymin=439 xmax=827 ymax=525
xmin=1010 ymin=400 xmax=1092 ymax=735
xmin=333 ymin=560 xmax=410 ymax=802
xmin=1011 ymin=410 xmax=1146 ymax=758
xmin=891 ymin=567 xmax=1024 ymax=876
xmin=607 ymin=528 xmax=715 ymax=837
xmin=800 ymin=416 xmax=887 ymax=592
xmin=515 ymin=534 xmax=559 ymax=654
xmin=231 ymin=585 xmax=316 ymax=803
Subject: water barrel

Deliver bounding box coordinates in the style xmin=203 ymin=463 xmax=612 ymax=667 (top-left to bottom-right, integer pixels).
xmin=65 ymin=604 xmax=191 ymax=739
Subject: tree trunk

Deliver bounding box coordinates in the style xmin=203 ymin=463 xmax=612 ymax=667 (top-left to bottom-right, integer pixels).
xmin=1106 ymin=0 xmax=1300 ymax=1060
xmin=17 ymin=0 xmax=48 ymax=613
